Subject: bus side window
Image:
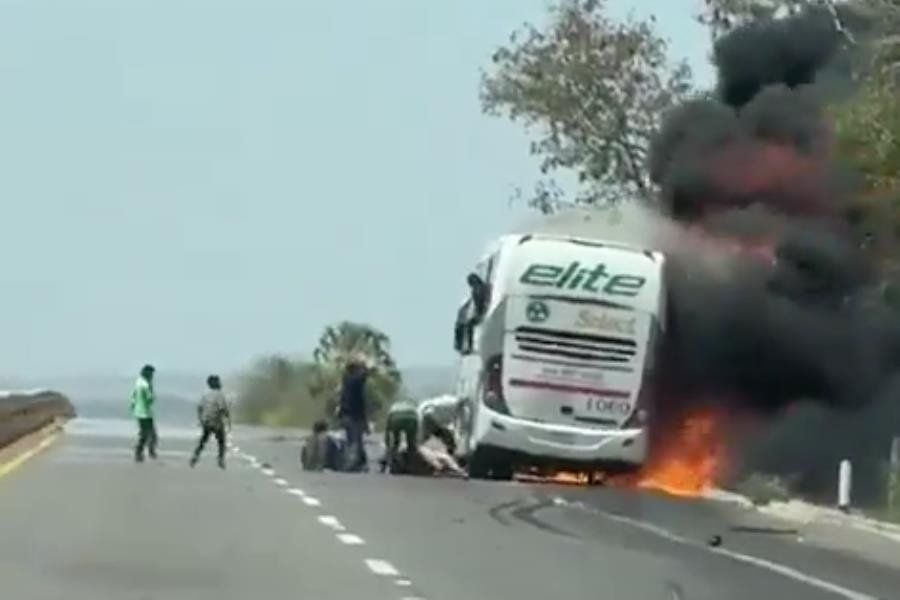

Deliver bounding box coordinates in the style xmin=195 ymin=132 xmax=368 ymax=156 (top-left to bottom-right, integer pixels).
xmin=481 ymin=253 xmax=498 ymax=311
xmin=454 ymin=299 xmax=474 ymax=355
xmin=456 ymin=252 xmax=497 ymax=355
xmin=485 ymin=253 xmax=496 ymax=283
xmin=469 ymin=275 xmax=488 ymax=322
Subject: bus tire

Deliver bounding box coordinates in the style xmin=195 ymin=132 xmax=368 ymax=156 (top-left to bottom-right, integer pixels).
xmin=490 ymin=463 xmax=514 ymax=481
xmin=468 ymin=446 xmax=514 ymax=481
xmin=467 ymin=447 xmax=493 ymax=479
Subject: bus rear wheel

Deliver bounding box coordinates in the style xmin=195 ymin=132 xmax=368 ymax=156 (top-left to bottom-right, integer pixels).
xmin=467 ymin=447 xmax=514 ymax=481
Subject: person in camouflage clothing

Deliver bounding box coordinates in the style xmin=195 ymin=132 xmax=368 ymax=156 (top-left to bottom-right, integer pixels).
xmin=380 ymin=399 xmax=419 ymax=473
xmin=190 ymin=375 xmax=231 ymax=469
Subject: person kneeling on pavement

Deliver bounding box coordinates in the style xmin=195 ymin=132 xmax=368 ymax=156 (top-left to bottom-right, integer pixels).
xmin=418 ymin=395 xmax=458 ymax=457
xmin=381 ymin=396 xmax=466 ymax=478
xmin=301 ymin=420 xmax=344 ymax=472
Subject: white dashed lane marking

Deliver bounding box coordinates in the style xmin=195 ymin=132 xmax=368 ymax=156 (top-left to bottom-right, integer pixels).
xmin=318 ymin=516 xmax=346 ymax=531
xmin=364 ymin=559 xmax=400 ymax=576
xmin=337 ymin=533 xmax=365 ymax=545
xmin=238 ymin=450 xmax=422 ymax=595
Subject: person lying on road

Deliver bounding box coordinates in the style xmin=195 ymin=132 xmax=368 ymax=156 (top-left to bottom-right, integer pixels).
xmin=381 ymin=398 xmax=467 ymax=478
xmin=416 ymin=438 xmax=468 ymax=479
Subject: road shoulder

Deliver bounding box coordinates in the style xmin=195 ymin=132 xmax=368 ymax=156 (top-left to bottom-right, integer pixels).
xmin=0 ymin=420 xmax=64 ymax=480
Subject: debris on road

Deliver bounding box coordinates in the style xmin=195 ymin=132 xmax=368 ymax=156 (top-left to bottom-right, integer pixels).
xmin=729 ymin=525 xmax=799 ymax=536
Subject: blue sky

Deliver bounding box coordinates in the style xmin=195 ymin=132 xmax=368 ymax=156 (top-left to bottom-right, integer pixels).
xmin=0 ymin=0 xmax=713 ymax=378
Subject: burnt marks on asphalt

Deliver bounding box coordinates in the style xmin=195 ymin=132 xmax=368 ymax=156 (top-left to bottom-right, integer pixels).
xmin=488 ymin=496 xmax=581 ymax=540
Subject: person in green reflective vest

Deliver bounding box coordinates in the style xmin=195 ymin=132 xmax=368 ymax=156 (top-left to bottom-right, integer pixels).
xmin=130 ymin=364 xmax=158 ymax=463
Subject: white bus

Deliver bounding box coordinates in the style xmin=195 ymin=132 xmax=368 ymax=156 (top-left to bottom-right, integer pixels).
xmin=451 ymin=233 xmax=666 ymax=480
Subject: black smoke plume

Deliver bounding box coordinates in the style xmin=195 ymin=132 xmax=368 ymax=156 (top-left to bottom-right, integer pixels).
xmin=713 ymin=7 xmax=843 ymax=108
xmin=645 ymin=7 xmax=900 ymax=502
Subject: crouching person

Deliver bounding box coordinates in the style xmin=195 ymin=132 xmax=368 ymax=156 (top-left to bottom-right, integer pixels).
xmin=381 ymin=399 xmax=419 ymax=474
xmin=301 ymin=420 xmax=343 ymax=471
xmin=381 ymin=398 xmax=467 ymax=479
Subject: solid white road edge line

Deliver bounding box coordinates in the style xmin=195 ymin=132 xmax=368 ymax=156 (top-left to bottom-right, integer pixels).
xmin=364 ymin=559 xmax=400 ymax=576
xmin=555 ymin=497 xmax=877 ymax=600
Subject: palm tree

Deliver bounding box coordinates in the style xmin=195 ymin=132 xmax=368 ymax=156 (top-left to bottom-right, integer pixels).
xmin=311 ymin=321 xmax=403 ymax=421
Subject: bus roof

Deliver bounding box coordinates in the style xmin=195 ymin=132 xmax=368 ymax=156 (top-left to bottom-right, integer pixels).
xmin=488 ymin=233 xmax=662 ymax=261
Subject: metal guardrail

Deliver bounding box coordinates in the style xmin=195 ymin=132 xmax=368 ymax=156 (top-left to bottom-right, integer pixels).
xmin=0 ymin=390 xmax=75 ymax=448
xmin=0 ymin=388 xmax=51 ymax=399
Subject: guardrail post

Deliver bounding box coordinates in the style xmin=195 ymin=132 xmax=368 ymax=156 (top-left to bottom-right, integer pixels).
xmin=889 ymin=438 xmax=900 ymax=511
xmin=838 ymin=459 xmax=852 ymax=513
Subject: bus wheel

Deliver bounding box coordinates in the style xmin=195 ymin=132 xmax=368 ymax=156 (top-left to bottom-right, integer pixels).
xmin=468 ymin=447 xmax=514 ymax=481
xmin=490 ymin=463 xmax=514 ymax=481
xmin=467 ymin=447 xmax=493 ymax=479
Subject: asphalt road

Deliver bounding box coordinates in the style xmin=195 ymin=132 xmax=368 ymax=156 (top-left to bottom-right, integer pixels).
xmin=1 ymin=421 xmax=899 ymax=600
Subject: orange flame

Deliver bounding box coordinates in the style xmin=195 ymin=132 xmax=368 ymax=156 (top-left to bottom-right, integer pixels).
xmin=516 ymin=410 xmax=728 ymax=497
xmin=516 ymin=470 xmax=591 ymax=485
xmin=635 ymin=410 xmax=726 ymax=498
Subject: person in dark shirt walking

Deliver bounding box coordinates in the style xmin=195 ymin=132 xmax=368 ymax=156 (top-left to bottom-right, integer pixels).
xmin=190 ymin=375 xmax=231 ymax=469
xmin=337 ymin=360 xmax=370 ymax=472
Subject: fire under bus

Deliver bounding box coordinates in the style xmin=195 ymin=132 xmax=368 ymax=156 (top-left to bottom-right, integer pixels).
xmin=451 ymin=233 xmax=666 ymax=480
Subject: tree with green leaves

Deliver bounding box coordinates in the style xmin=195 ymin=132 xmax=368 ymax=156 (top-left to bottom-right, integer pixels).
xmin=234 ymin=355 xmax=323 ymax=427
xmin=234 ymin=322 xmax=403 ymax=428
xmin=311 ymin=321 xmax=402 ymax=421
xmin=831 ymin=32 xmax=900 ymax=298
xmin=480 ymin=0 xmax=692 ymax=211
